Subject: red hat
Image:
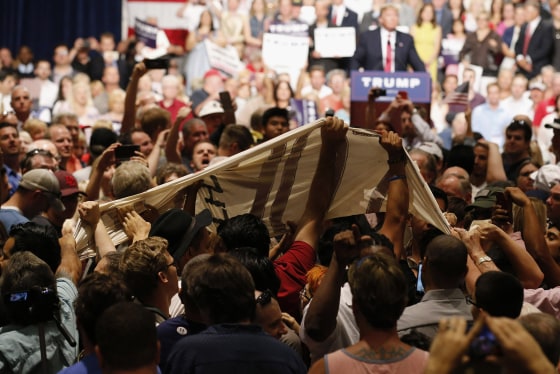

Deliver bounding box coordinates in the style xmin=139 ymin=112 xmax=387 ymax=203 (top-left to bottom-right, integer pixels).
xmin=203 ymin=69 xmax=224 ymax=80
xmin=55 ymin=170 xmax=80 ymax=197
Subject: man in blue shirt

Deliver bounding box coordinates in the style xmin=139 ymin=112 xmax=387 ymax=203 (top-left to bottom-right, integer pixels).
xmin=472 ymin=83 xmax=511 ymax=150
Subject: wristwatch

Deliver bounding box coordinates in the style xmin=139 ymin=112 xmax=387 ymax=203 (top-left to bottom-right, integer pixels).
xmin=478 ymin=255 xmax=493 ymax=265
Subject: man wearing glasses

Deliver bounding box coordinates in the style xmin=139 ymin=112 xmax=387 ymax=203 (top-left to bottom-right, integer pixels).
xmin=21 ymin=148 xmax=58 ymax=174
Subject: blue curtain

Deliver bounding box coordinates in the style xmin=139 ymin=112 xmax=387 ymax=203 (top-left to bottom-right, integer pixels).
xmin=0 ymin=0 xmax=122 ymax=61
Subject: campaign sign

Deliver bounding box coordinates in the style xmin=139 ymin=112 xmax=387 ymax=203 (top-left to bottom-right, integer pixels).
xmin=350 ymin=71 xmax=432 ymax=103
xmin=135 ymin=18 xmax=158 ymax=48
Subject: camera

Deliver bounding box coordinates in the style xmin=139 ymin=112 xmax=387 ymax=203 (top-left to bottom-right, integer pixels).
xmin=4 ymin=286 xmax=59 ymax=325
xmin=371 ymin=88 xmax=387 ymax=98
xmin=469 ymin=326 xmax=501 ymax=359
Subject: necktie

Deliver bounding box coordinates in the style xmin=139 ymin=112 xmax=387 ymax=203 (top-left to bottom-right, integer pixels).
xmin=332 ymin=10 xmax=337 ymax=26
xmin=522 ymin=24 xmax=531 ymax=55
xmin=385 ymin=36 xmax=392 ymax=72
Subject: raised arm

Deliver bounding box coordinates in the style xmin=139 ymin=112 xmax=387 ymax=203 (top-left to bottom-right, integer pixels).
xmin=378 ymin=131 xmax=409 ymax=260
xmin=293 ymin=116 xmax=348 ymax=247
xmin=276 ymin=117 xmax=347 ymax=321
xmin=219 ymin=91 xmax=236 ymax=126
xmin=481 ymin=139 xmax=507 ymax=183
xmin=478 ymin=221 xmax=544 ymax=288
xmin=456 ymin=228 xmax=500 ymax=274
xmin=165 ymin=107 xmax=191 ymax=164
xmin=79 ymin=201 xmax=116 ymax=261
xmin=303 ymin=227 xmax=362 ymax=342
xmin=401 ymin=99 xmax=443 ymax=146
xmin=85 ymin=143 xmax=119 ymax=202
xmin=148 ymin=129 xmax=170 ymax=177
xmin=56 ymin=224 xmax=82 ymax=285
xmin=121 ymin=62 xmax=147 ymax=134
xmin=507 ymin=187 xmax=560 ymax=287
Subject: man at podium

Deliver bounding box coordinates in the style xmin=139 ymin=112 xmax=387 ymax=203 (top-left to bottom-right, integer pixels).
xmin=350 ymin=4 xmax=425 ymax=72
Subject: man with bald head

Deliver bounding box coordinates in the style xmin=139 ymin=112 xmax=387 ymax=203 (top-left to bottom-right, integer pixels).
xmin=10 ymin=86 xmax=33 ymax=129
xmin=436 ymin=173 xmax=472 ymax=204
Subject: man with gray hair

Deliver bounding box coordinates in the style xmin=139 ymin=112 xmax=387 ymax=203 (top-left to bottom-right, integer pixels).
xmin=111 ymin=161 xmax=152 ymax=199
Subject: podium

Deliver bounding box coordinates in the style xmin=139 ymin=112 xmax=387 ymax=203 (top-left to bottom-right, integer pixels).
xmin=350 ymin=71 xmax=432 ymax=132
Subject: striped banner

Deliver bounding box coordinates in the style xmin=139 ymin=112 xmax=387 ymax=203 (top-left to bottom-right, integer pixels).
xmin=74 ymin=119 xmax=450 ymax=257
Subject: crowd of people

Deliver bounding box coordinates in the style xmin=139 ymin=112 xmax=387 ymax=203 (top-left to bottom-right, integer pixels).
xmin=2 ymin=0 xmax=560 ymax=373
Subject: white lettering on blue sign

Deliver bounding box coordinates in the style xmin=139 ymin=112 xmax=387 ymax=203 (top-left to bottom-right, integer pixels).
xmin=361 ymin=77 xmax=421 ymax=89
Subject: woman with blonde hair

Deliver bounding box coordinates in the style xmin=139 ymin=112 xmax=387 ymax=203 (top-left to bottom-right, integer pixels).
xmin=54 ymin=79 xmax=100 ymax=126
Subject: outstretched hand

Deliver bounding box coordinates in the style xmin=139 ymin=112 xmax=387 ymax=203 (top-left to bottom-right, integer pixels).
xmin=379 ymin=131 xmax=405 ymax=161
xmin=321 ymin=116 xmax=347 ymax=146
xmin=78 ymin=201 xmax=100 ymax=227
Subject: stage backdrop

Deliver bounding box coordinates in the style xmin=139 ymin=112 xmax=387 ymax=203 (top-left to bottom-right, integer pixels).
xmin=0 ymin=0 xmax=121 ymax=61
xmin=75 ymin=119 xmax=450 ymax=258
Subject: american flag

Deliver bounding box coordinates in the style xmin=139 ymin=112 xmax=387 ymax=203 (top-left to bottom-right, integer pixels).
xmin=444 ymin=82 xmax=469 ymax=111
xmin=126 ymin=0 xmax=188 ymax=47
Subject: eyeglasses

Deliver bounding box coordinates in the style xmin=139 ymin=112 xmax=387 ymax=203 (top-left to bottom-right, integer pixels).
xmin=165 ymin=260 xmax=178 ymax=270
xmin=256 ymin=289 xmax=272 ymax=306
xmin=25 ymin=148 xmax=60 ymax=162
xmin=511 ymin=119 xmax=530 ymax=127
xmin=466 ymin=295 xmax=480 ymax=308
xmin=26 ymin=148 xmax=55 ymax=159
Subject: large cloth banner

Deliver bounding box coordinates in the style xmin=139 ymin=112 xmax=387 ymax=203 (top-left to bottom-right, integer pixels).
xmin=74 ymin=119 xmax=449 ymax=257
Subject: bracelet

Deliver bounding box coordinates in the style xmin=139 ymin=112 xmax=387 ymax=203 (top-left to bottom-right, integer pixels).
xmin=478 ymin=255 xmax=493 ymax=265
xmin=387 ymin=174 xmax=406 ymax=182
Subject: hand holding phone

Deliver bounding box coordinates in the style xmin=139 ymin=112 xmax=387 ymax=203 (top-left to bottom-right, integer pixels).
xmin=493 ymin=191 xmax=513 ymax=224
xmin=219 ymin=91 xmax=233 ymax=111
xmin=144 ymin=58 xmax=170 ymax=70
xmin=115 ymin=145 xmax=140 ymax=162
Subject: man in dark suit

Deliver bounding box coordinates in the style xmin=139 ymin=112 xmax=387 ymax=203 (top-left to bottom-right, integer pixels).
xmin=515 ymin=1 xmax=554 ymax=79
xmin=328 ymin=0 xmax=359 ymax=33
xmin=433 ymin=0 xmax=453 ymax=37
xmin=351 ymin=4 xmax=426 ymax=72
xmin=327 ymin=0 xmax=359 ymax=73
